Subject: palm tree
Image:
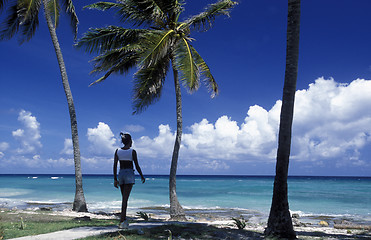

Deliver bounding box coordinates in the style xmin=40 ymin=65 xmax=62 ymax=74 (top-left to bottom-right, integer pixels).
xmin=76 ymin=0 xmax=237 ymax=220
xmin=264 ymin=0 xmax=300 ymax=238
xmin=0 ymin=0 xmax=88 ymax=212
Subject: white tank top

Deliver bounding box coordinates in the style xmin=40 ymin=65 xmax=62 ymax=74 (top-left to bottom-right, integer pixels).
xmin=116 ymin=148 xmax=133 ymax=161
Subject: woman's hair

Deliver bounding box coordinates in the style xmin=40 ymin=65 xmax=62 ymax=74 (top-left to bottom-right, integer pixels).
xmin=120 ymin=132 xmax=132 ymax=146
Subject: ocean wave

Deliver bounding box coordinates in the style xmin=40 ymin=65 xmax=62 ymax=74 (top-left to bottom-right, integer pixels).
xmin=0 ymin=198 xmax=26 ymax=208
xmin=26 ymin=200 xmax=70 ymax=205
xmin=87 ymin=198 xmax=154 ymax=212
xmin=0 ymin=188 xmax=32 ymax=197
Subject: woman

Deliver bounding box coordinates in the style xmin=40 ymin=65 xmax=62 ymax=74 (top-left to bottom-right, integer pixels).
xmin=113 ymin=133 xmax=145 ymax=229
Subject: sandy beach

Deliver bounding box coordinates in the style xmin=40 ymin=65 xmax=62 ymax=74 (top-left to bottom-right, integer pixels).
xmin=2 ymin=205 xmax=371 ymax=240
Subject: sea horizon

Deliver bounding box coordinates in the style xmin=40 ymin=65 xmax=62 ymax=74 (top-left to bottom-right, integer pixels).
xmin=1 ymin=173 xmax=371 ymax=178
xmin=1 ymin=174 xmax=370 ymax=226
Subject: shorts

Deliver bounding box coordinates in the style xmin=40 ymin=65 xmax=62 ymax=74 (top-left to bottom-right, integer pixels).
xmin=118 ymin=169 xmax=135 ymax=185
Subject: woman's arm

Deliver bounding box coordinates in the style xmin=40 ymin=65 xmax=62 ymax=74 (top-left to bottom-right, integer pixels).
xmin=132 ymin=150 xmax=145 ymax=183
xmin=113 ymin=149 xmax=119 ymax=188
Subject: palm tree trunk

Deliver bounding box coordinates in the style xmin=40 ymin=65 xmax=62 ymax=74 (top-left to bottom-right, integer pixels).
xmin=265 ymin=0 xmax=300 ymax=238
xmin=169 ymin=60 xmax=186 ymax=221
xmin=42 ymin=0 xmax=87 ymax=212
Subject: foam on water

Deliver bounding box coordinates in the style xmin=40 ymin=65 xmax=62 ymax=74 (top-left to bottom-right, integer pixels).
xmin=0 ymin=188 xmax=33 ymax=197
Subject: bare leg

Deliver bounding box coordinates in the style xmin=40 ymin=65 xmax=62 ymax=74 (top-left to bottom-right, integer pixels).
xmin=119 ymin=184 xmax=133 ymax=223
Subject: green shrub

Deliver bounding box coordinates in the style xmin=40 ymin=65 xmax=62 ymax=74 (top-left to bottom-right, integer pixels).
xmin=0 ymin=216 xmax=4 ymax=240
xmin=20 ymin=217 xmax=26 ymax=230
xmin=136 ymin=212 xmax=149 ymax=221
xmin=231 ymin=217 xmax=247 ymax=230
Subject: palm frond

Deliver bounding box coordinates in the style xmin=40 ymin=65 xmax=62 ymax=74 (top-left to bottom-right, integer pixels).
xmin=19 ymin=9 xmax=40 ymax=43
xmin=0 ymin=4 xmax=21 ymax=40
xmin=139 ymin=29 xmax=173 ymax=69
xmin=18 ymin=0 xmax=40 ymax=24
xmin=133 ymin=56 xmax=170 ymax=114
xmin=89 ymin=45 xmax=141 ymax=85
xmin=61 ymin=0 xmax=78 ymax=39
xmin=45 ymin=0 xmax=60 ymax=28
xmin=189 ymin=45 xmax=218 ymax=97
xmin=147 ymin=0 xmax=184 ymax=24
xmin=18 ymin=0 xmax=41 ymax=42
xmin=0 ymin=0 xmax=8 ymax=11
xmin=185 ymin=0 xmax=237 ymax=31
xmin=173 ymin=37 xmax=199 ymax=92
xmin=76 ymin=26 xmax=147 ymax=54
xmin=0 ymin=0 xmax=77 ymax=42
xmin=0 ymin=0 xmax=41 ymax=43
xmin=85 ymin=0 xmax=173 ymax=28
xmin=84 ymin=1 xmax=120 ymax=11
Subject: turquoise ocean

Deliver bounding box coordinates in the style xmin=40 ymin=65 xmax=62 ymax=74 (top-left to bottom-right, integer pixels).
xmin=0 ymin=175 xmax=370 ymax=224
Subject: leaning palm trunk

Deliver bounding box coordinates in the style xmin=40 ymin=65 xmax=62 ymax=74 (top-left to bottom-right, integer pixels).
xmin=265 ymin=0 xmax=300 ymax=238
xmin=42 ymin=0 xmax=87 ymax=212
xmin=169 ymin=61 xmax=186 ymax=220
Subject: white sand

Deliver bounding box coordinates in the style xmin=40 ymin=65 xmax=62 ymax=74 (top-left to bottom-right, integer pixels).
xmin=5 ymin=209 xmax=371 ymax=240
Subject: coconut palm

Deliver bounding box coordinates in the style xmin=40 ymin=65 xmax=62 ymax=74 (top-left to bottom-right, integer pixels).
xmin=0 ymin=0 xmax=88 ymax=212
xmin=264 ymin=0 xmax=300 ymax=238
xmin=76 ymin=0 xmax=237 ymax=219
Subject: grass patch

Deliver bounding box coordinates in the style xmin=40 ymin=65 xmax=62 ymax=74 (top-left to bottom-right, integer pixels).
xmin=0 ymin=209 xmax=115 ymax=239
xmin=0 ymin=215 xmax=4 ymax=240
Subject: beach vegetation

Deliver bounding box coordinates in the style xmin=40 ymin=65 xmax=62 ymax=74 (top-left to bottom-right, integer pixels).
xmin=2 ymin=219 xmax=114 ymax=239
xmin=265 ymin=0 xmax=300 ymax=239
xmin=231 ymin=217 xmax=247 ymax=229
xmin=0 ymin=210 xmax=114 ymax=239
xmin=0 ymin=216 xmax=4 ymax=240
xmin=76 ymin=0 xmax=237 ymax=220
xmin=19 ymin=217 xmax=25 ymax=230
xmin=0 ymin=0 xmax=88 ymax=212
xmin=136 ymin=211 xmax=149 ymax=221
xmin=165 ymin=229 xmax=172 ymax=240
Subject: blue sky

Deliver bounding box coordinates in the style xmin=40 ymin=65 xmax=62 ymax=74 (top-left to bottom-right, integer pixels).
xmin=1 ymin=0 xmax=371 ymax=176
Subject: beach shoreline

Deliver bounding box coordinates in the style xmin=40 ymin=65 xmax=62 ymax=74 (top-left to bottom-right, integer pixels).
xmin=2 ymin=203 xmax=371 ymax=240
xmin=1 ymin=175 xmax=371 ymax=238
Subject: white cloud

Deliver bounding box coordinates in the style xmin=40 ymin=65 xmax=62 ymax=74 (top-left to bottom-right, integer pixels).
xmin=291 ymin=78 xmax=371 ymax=165
xmin=1 ymin=155 xmax=44 ymax=168
xmin=82 ymin=156 xmax=111 ymax=167
xmin=0 ymin=142 xmax=9 ymax=151
xmin=12 ymin=129 xmax=24 ymax=137
xmin=135 ymin=124 xmax=175 ymax=158
xmin=182 ymin=159 xmax=230 ymax=171
xmin=12 ymin=110 xmax=42 ymax=154
xmin=0 ymin=110 xmax=43 ymax=168
xmin=87 ymin=122 xmax=117 ymax=155
xmin=134 ymin=78 xmax=371 ymax=169
xmin=135 ymin=107 xmax=280 ymax=166
xmin=4 ymin=78 xmax=369 ymax=172
xmin=61 ymin=138 xmax=73 ymax=155
xmin=47 ymin=157 xmax=74 ymax=167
